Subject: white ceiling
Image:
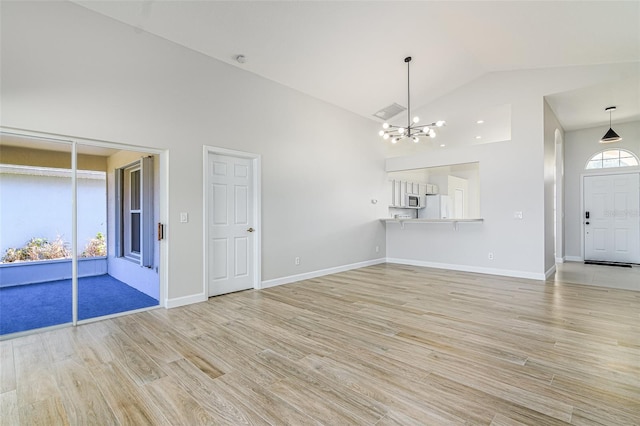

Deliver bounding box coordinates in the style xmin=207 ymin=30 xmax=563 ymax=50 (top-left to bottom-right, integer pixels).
xmin=73 ymin=1 xmax=640 ymax=132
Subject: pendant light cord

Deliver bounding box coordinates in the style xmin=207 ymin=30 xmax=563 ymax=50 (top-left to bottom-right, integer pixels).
xmin=406 ymin=57 xmax=411 ymax=134
xmin=609 ymin=109 xmax=612 ymax=128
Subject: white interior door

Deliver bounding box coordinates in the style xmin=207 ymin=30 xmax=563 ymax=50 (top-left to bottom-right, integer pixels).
xmin=208 ymin=153 xmax=255 ymax=296
xmin=584 ymin=173 xmax=640 ymax=263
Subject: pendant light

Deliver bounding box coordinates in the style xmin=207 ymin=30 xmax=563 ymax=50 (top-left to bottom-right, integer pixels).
xmin=379 ymin=57 xmax=445 ymax=144
xmin=600 ymin=106 xmax=622 ymax=143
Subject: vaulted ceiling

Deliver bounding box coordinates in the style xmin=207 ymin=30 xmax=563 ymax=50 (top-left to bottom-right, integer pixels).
xmin=73 ymin=1 xmax=640 ymax=132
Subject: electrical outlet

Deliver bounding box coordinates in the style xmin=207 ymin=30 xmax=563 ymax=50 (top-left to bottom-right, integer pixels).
xmin=375 ymin=245 xmax=380 ymax=253
xmin=295 ymin=257 xmax=300 ymax=265
xmin=488 ymin=252 xmax=494 ymax=260
xmin=514 ymin=211 xmax=523 ymax=219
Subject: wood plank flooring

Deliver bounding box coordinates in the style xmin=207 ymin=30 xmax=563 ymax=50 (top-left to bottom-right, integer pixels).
xmin=1 ymin=263 xmax=639 ymax=425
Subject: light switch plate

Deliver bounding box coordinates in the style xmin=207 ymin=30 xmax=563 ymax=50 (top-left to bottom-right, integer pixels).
xmin=180 ymin=212 xmax=189 ymax=223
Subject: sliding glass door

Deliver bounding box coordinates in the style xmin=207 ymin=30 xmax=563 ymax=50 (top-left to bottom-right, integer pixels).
xmin=0 ymin=133 xmax=74 ymax=335
xmin=77 ymin=145 xmax=160 ymax=321
xmin=0 ymin=132 xmax=161 ymax=338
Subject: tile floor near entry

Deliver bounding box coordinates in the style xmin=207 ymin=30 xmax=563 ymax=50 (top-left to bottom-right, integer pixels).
xmin=551 ymin=261 xmax=640 ymax=291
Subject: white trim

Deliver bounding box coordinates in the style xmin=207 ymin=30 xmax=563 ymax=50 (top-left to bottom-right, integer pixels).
xmin=261 ymin=258 xmax=386 ymax=289
xmin=72 ymin=143 xmax=78 ymax=325
xmin=386 ymin=258 xmax=546 ymax=281
xmin=0 ymin=126 xmax=166 ymax=156
xmin=159 ymin=152 xmax=169 ymax=308
xmin=584 ymin=149 xmax=639 ymax=170
xmin=166 ymin=292 xmax=208 ymax=309
xmin=545 ymin=264 xmax=557 ymax=279
xmin=565 ymin=255 xmax=583 ymax=262
xmin=203 ymin=146 xmax=262 ymax=297
xmin=555 ymin=256 xmax=565 ymax=264
xmin=580 ymin=174 xmax=585 ymax=260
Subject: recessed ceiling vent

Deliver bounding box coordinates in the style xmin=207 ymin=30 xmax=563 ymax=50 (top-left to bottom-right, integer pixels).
xmin=373 ymin=103 xmax=406 ymax=120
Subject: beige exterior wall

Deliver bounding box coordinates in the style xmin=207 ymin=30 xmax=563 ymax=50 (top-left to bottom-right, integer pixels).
xmin=0 ymin=145 xmax=107 ymax=171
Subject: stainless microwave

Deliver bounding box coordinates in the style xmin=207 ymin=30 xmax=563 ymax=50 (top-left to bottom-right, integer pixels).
xmin=406 ymin=194 xmax=425 ymax=208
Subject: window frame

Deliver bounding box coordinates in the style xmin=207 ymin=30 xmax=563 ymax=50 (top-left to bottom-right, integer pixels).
xmin=585 ymin=149 xmax=639 ymax=170
xmin=116 ymin=157 xmax=154 ymax=267
xmin=123 ymin=164 xmax=141 ymax=262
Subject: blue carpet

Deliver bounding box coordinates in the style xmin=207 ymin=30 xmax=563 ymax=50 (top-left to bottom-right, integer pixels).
xmin=0 ymin=274 xmax=158 ymax=335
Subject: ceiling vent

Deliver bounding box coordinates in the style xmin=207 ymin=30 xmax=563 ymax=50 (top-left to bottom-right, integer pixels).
xmin=373 ymin=103 xmax=406 ymax=120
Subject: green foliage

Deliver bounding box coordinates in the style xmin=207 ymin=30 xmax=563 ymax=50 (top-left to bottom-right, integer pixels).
xmin=81 ymin=232 xmax=106 ymax=258
xmin=1 ymin=236 xmax=71 ymax=263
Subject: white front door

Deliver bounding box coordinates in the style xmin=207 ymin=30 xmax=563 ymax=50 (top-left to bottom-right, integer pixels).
xmin=584 ymin=173 xmax=640 ymax=263
xmin=208 ymin=153 xmax=255 ymax=296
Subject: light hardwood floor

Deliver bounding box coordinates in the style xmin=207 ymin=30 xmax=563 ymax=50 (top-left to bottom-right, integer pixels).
xmin=1 ymin=263 xmax=639 ymax=425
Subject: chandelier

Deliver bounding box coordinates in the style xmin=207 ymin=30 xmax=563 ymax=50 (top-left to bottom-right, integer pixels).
xmin=379 ymin=56 xmax=445 ymax=144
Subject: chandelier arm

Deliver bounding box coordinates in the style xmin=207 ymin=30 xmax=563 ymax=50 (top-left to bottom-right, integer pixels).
xmin=380 ymin=56 xmax=445 ymax=143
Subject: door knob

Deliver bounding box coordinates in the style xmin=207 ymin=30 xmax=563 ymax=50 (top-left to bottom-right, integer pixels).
xmin=247 ymin=227 xmax=255 ymax=233
xmin=585 ymin=222 xmax=589 ymax=225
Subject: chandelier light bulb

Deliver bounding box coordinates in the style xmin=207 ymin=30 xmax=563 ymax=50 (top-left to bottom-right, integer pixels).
xmin=422 ymin=127 xmax=430 ymax=133
xmin=391 ymin=138 xmax=399 ymax=144
xmin=436 ymin=120 xmax=446 ymax=127
xmin=398 ymin=128 xmax=405 ymax=134
xmin=412 ymin=136 xmax=419 ymax=143
xmin=378 ymin=130 xmax=385 ymax=136
xmin=413 ymin=116 xmax=420 ymax=124
xmin=429 ymin=129 xmax=436 ymax=138
xmin=383 ymin=133 xmax=390 ymax=140
xmin=382 ymin=123 xmax=390 ymax=129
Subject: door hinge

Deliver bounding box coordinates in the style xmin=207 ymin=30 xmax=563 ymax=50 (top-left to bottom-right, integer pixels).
xmin=158 ymin=223 xmax=165 ymax=241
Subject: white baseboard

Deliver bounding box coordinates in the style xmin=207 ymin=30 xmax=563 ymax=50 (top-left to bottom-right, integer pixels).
xmin=555 ymin=257 xmax=565 ymax=264
xmin=565 ymin=256 xmax=583 ymax=262
xmin=386 ymin=258 xmax=547 ymax=281
xmin=545 ymin=264 xmax=557 ymax=279
xmin=261 ymin=258 xmax=386 ymax=289
xmin=165 ymin=292 xmax=207 ymax=309
xmin=165 ymin=256 xmax=550 ymax=308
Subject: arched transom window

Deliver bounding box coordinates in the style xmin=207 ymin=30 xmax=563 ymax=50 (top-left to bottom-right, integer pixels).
xmin=585 ymin=149 xmax=639 ymax=170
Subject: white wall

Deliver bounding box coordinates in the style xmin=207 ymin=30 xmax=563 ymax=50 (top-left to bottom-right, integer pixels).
xmin=385 ymin=63 xmax=639 ymax=279
xmin=563 ymin=121 xmax=640 ymax=259
xmin=0 ymin=2 xmax=388 ymax=304
xmin=555 ymin=129 xmax=565 ymax=262
xmin=543 ymin=100 xmax=563 ymax=273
